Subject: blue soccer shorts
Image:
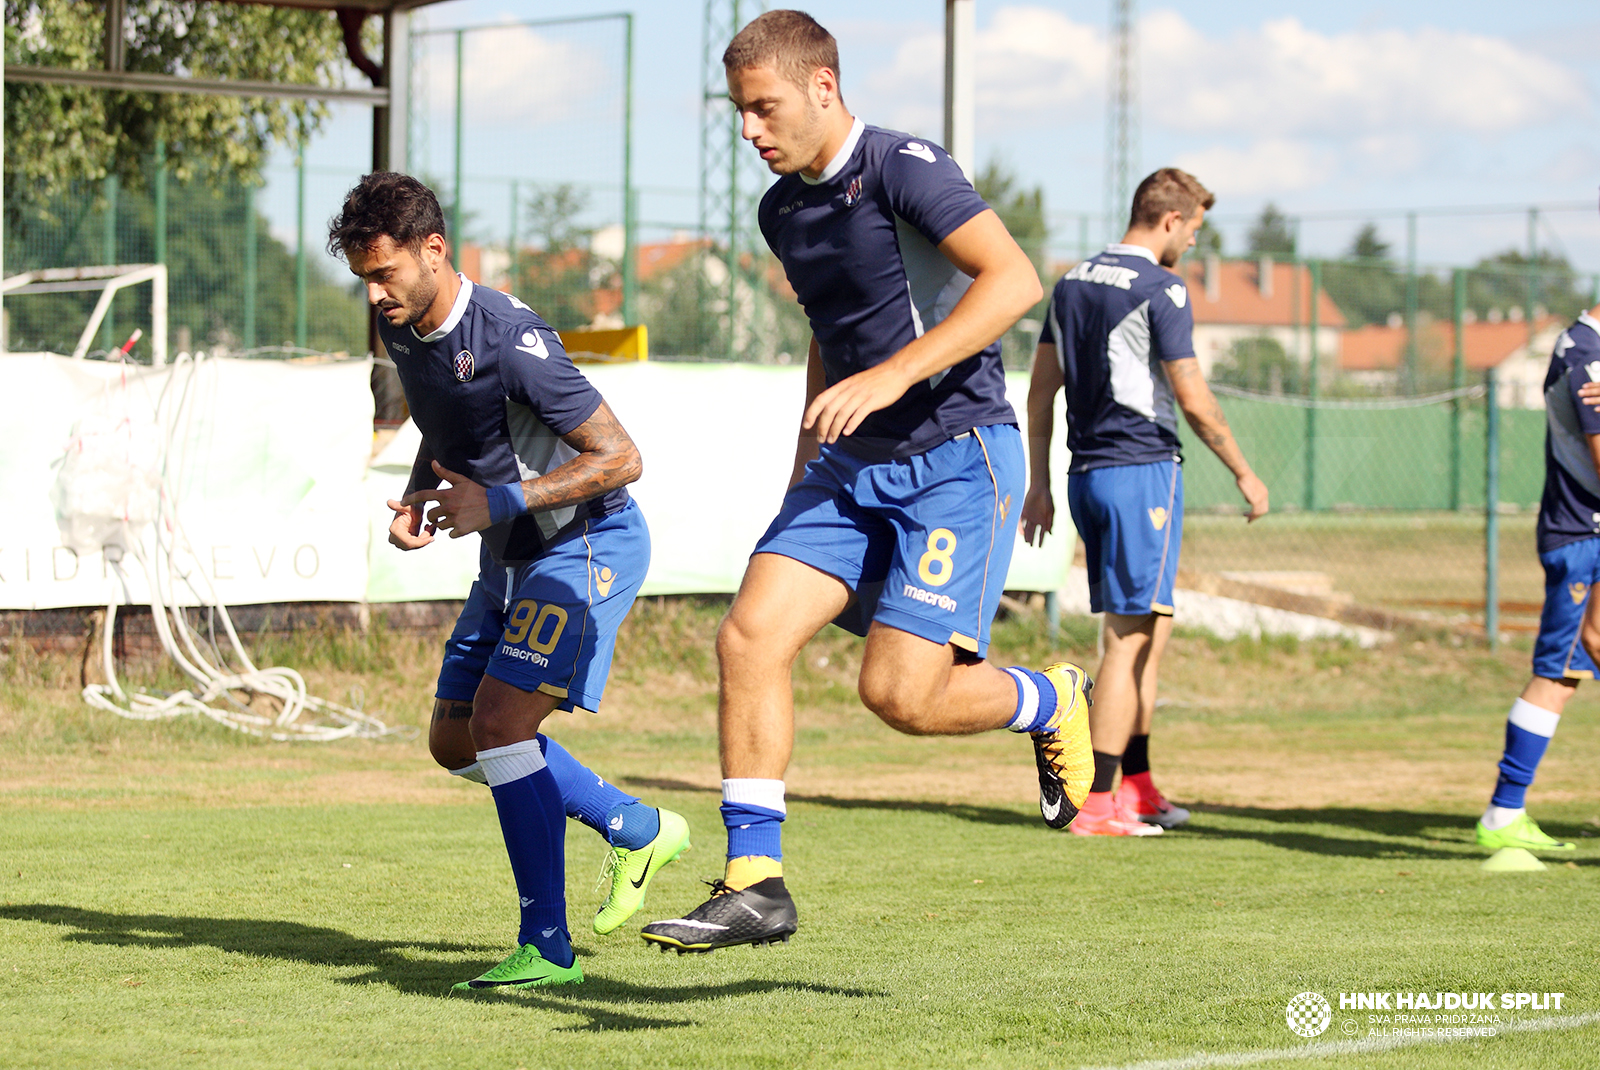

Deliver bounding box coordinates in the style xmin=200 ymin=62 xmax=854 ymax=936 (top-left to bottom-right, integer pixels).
xmin=436 ymin=499 xmax=650 ymax=713
xmin=1532 ymin=536 xmax=1600 ymax=680
xmin=1067 ymin=458 xmax=1183 ymax=617
xmin=754 ymin=424 xmax=1024 ymax=658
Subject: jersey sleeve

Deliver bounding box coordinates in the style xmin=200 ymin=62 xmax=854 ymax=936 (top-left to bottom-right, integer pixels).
xmin=879 ymin=137 xmax=989 ymax=246
xmin=1147 ymin=277 xmax=1196 ymax=362
xmin=496 ymin=316 xmax=603 ymax=436
xmin=1562 ymin=328 xmax=1600 ymax=436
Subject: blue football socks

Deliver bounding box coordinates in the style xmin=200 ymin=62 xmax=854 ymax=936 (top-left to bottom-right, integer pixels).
xmin=1490 ymin=698 xmax=1560 ymax=810
xmin=721 ymin=778 xmax=786 ymax=861
xmin=1003 ymin=667 xmax=1059 ymax=733
xmin=537 ymin=734 xmax=657 ymax=848
xmin=478 ymin=739 xmax=573 ymax=968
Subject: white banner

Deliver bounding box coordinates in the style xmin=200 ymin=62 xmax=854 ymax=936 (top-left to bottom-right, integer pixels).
xmin=366 ymin=363 xmax=1074 ymax=601
xmin=0 ymin=353 xmax=373 ymax=610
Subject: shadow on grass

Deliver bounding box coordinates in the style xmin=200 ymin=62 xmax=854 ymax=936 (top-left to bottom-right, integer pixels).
xmin=0 ymin=904 xmax=881 ymax=1030
xmin=623 ymin=777 xmax=1038 ymax=828
xmin=1180 ymin=804 xmax=1596 ymax=861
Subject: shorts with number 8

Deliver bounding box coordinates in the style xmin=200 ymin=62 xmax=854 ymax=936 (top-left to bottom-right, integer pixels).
xmin=435 ymin=499 xmax=650 ymax=713
xmin=754 ymin=424 xmax=1024 ymax=658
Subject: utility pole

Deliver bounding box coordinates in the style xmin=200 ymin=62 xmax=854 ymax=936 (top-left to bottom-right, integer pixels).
xmin=1104 ymin=0 xmax=1138 ymax=241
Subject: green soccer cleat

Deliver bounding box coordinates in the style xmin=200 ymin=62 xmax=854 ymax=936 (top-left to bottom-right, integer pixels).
xmin=1475 ymin=813 xmax=1575 ymax=852
xmin=451 ymin=943 xmax=583 ymax=992
xmin=593 ymin=808 xmax=692 ymax=935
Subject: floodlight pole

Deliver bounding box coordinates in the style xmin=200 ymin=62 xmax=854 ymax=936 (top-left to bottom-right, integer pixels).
xmin=943 ymin=0 xmax=974 ymax=178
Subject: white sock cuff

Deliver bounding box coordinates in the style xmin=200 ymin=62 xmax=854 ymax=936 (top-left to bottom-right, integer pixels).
xmin=476 ymin=739 xmax=548 ymax=787
xmin=722 ymin=778 xmax=786 ymax=815
xmin=1482 ymin=804 xmax=1525 ymax=830
xmin=1509 ymin=698 xmax=1560 ymax=738
xmin=448 ymin=761 xmax=488 ymax=785
xmin=1004 ymin=667 xmax=1039 ymax=732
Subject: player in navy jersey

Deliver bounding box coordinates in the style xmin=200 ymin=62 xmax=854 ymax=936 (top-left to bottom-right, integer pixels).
xmin=640 ymin=10 xmax=1094 ymax=955
xmin=1473 ymin=308 xmax=1600 ymax=854
xmin=327 ymin=173 xmax=691 ymax=990
xmin=1021 ymin=169 xmax=1268 ymax=836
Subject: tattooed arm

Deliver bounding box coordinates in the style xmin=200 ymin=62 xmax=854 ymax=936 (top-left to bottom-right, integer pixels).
xmin=401 ymin=400 xmax=643 ymax=538
xmin=1165 ymin=357 xmax=1269 ymax=522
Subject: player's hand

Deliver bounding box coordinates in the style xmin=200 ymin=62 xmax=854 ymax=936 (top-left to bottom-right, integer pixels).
xmin=1237 ymin=471 xmax=1269 ymax=523
xmin=1020 ymin=484 xmax=1054 ymax=547
xmin=1579 ymin=380 xmax=1600 ymax=409
xmin=385 ymin=501 xmax=435 ymax=550
xmin=400 ymin=461 xmax=491 ymax=538
xmin=802 ymin=363 xmax=914 ymax=444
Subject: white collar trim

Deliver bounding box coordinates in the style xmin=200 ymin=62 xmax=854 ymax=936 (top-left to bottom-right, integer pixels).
xmin=414 ymin=274 xmax=472 ymax=343
xmin=800 ymin=117 xmax=865 ymax=186
xmin=1105 ymin=243 xmax=1160 ymax=265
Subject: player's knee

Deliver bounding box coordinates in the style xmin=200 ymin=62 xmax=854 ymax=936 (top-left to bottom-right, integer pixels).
xmin=858 ymin=671 xmax=933 ymax=735
xmin=716 ymin=612 xmax=773 ymax=672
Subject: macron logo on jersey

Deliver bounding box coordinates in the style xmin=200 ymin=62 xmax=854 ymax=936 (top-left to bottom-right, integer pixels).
xmin=897 ymin=142 xmax=936 ymax=163
xmin=1166 ymin=284 xmax=1187 ymax=309
xmin=1065 ymin=259 xmax=1139 ymax=291
xmin=1586 ymin=359 xmax=1600 ymax=382
xmin=515 ymin=331 xmax=549 ymax=359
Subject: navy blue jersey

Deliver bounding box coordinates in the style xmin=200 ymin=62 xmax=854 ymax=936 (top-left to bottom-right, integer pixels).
xmin=1538 ymin=313 xmax=1600 ymax=554
xmin=379 ymin=276 xmax=627 ymax=565
xmin=758 ymin=119 xmax=1016 ymax=460
xmin=1039 ymin=244 xmax=1196 ymax=473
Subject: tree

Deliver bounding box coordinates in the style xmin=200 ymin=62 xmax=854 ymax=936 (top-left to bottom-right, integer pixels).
xmin=1246 ymin=203 xmax=1296 ymax=258
xmin=1465 ymin=249 xmax=1592 ymax=323
xmin=509 ymin=183 xmax=607 ymax=331
xmin=1194 ymin=220 xmax=1223 ymax=257
xmin=4 ymin=1 xmax=356 ymax=208
xmin=1346 ymin=223 xmax=1391 ymax=262
xmin=1212 ymin=335 xmax=1295 ymax=394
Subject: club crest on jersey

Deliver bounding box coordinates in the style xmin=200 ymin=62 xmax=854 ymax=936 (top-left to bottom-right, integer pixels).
xmin=1570 ymin=581 xmax=1588 ymax=604
xmin=453 ymin=350 xmax=475 ymax=382
xmin=843 ymin=176 xmax=862 ymax=207
xmin=1148 ymin=507 xmax=1169 ymax=530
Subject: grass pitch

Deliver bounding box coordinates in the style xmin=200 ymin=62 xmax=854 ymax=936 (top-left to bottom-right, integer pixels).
xmin=2 ymin=602 xmax=1598 ymax=1069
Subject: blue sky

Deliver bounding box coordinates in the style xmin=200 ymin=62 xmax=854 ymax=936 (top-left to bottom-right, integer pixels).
xmin=268 ymin=1 xmax=1600 ymax=276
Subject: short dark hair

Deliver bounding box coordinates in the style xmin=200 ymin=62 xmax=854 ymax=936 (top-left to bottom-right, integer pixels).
xmin=326 ymin=172 xmax=447 ymax=260
xmin=1128 ymin=168 xmax=1215 ymax=230
xmin=722 ymin=9 xmax=840 ymax=91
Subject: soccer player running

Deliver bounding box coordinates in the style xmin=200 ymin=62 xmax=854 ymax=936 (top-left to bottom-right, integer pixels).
xmin=1020 ymin=169 xmax=1268 ymax=837
xmin=639 ymin=10 xmax=1094 ymax=955
xmin=328 ymin=174 xmax=691 ymax=990
xmin=1474 ymin=306 xmax=1600 ymax=854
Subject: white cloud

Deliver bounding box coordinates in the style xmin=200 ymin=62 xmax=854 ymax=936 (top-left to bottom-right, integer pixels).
xmin=1174 ymin=139 xmax=1331 ymax=196
xmin=419 ymin=24 xmax=611 ymax=127
xmin=1143 ymin=12 xmax=1587 ymax=138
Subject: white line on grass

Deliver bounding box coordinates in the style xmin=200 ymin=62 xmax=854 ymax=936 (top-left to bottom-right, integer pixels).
xmin=1078 ymin=1011 xmax=1600 ymax=1070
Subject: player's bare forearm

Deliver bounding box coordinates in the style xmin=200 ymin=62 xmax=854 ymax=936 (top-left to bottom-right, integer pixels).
xmin=520 ymin=400 xmax=642 ymax=513
xmin=803 ymin=211 xmax=1042 ymax=443
xmin=1167 ymin=357 xmax=1268 ymax=521
xmin=788 ymin=338 xmax=824 ymax=487
xmin=1026 ymin=343 xmax=1062 ymax=490
xmin=1586 ymin=432 xmax=1600 ymax=482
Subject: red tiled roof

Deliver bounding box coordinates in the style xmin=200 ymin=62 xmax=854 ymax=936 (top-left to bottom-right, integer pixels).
xmin=1175 ymin=259 xmax=1347 ymax=329
xmin=1340 ymin=316 xmax=1562 ymax=371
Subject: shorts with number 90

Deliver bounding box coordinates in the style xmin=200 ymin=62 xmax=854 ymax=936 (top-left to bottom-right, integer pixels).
xmin=754 ymin=424 xmax=1023 ymax=658
xmin=436 ymin=499 xmax=650 ymax=713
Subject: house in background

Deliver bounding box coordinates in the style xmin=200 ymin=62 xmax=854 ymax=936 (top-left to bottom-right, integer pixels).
xmin=1172 ymin=256 xmax=1348 ymax=380
xmin=1340 ymin=313 xmax=1565 ymax=408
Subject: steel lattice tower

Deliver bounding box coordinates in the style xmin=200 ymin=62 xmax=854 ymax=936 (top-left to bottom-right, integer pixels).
xmin=700 ymin=0 xmax=769 ymax=360
xmin=1104 ymin=0 xmax=1138 ymax=241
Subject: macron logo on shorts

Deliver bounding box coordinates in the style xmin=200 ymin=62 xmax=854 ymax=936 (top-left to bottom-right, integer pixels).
xmin=903 ymin=583 xmax=958 ymax=612
xmin=1148 ymin=507 xmax=1169 ymax=530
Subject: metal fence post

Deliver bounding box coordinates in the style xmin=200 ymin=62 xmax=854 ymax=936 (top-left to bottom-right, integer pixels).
xmin=452 ymin=27 xmax=464 ymax=272
xmin=621 ymin=11 xmax=637 ymax=325
xmin=1304 ymin=259 xmax=1320 ymax=511
xmin=243 ymin=183 xmax=257 ymax=350
xmin=507 ymin=179 xmax=518 ymax=294
xmin=1485 ymin=365 xmax=1500 ymax=649
xmin=1404 ymin=210 xmax=1418 ymax=394
xmin=1450 ymin=268 xmax=1465 ymax=510
xmin=153 ymin=139 xmax=167 ymax=270
xmin=295 ymin=150 xmax=307 ymax=350
xmin=102 ymin=173 xmax=118 ymax=351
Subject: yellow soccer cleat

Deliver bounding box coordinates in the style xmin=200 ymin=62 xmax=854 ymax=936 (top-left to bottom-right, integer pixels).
xmin=1031 ymin=662 xmax=1095 ymax=829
